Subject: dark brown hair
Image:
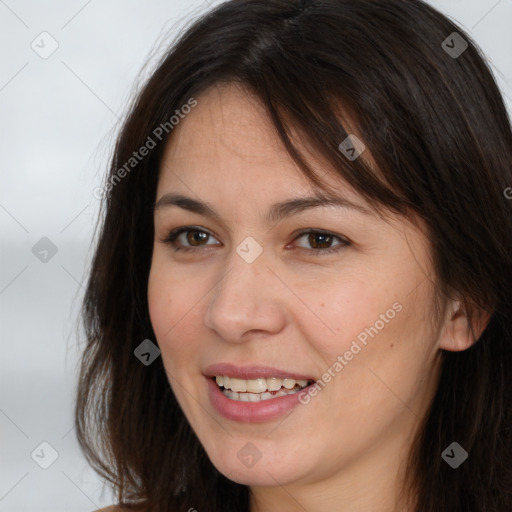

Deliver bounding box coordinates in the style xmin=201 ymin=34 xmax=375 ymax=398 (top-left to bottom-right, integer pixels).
xmin=75 ymin=0 xmax=512 ymax=510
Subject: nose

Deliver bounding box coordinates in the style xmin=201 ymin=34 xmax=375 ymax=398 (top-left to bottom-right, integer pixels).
xmin=203 ymin=249 xmax=287 ymax=343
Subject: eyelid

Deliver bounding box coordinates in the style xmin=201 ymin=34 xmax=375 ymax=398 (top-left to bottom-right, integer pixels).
xmin=159 ymin=225 xmax=221 ymax=247
xmin=159 ymin=225 xmax=350 ymax=255
xmin=292 ymin=228 xmax=349 ymax=250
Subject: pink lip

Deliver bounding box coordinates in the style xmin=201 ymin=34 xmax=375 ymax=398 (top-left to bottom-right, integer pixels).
xmin=206 ymin=377 xmax=314 ymax=423
xmin=203 ymin=363 xmax=315 ymax=381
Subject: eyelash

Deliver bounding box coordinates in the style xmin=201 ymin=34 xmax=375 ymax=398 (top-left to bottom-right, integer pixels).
xmin=159 ymin=226 xmax=350 ymax=256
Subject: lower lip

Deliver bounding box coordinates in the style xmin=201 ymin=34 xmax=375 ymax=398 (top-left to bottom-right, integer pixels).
xmin=206 ymin=377 xmax=309 ymax=423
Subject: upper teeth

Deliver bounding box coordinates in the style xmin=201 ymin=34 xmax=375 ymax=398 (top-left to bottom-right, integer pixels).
xmin=215 ymin=375 xmax=309 ymax=393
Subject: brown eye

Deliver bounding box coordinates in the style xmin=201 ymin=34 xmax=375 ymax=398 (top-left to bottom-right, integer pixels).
xmin=185 ymin=229 xmax=210 ymax=246
xmin=161 ymin=226 xmax=220 ymax=252
xmin=293 ymin=230 xmax=349 ymax=255
xmin=306 ymin=232 xmax=334 ymax=249
xmin=161 ymin=226 xmax=349 ymax=256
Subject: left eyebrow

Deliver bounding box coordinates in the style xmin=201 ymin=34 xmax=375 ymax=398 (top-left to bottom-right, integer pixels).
xmin=153 ymin=192 xmax=373 ymax=223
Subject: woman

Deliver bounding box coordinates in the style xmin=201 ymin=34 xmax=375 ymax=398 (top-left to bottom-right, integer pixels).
xmin=77 ymin=0 xmax=512 ymax=511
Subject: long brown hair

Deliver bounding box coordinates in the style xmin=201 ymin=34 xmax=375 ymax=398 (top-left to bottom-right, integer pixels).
xmin=75 ymin=1 xmax=512 ymax=510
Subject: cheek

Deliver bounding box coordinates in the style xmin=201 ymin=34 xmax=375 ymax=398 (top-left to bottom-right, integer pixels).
xmin=307 ymin=275 xmax=435 ymax=395
xmin=147 ymin=268 xmax=171 ymax=338
xmin=147 ymin=262 xmax=204 ymax=370
xmin=148 ymin=257 xmax=190 ymax=335
xmin=148 ymin=265 xmax=182 ymax=363
xmin=307 ymin=279 xmax=395 ymax=353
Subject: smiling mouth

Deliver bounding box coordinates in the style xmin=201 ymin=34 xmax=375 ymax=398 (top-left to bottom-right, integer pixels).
xmin=213 ymin=375 xmax=314 ymax=402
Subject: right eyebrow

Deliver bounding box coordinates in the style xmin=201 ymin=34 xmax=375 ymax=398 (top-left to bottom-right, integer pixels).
xmin=153 ymin=192 xmax=372 ymax=224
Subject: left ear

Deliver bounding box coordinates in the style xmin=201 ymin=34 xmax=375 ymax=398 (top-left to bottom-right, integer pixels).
xmin=438 ymin=298 xmax=492 ymax=352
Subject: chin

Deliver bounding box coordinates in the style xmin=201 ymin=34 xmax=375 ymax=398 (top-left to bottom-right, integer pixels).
xmin=218 ymin=464 xmax=290 ymax=487
xmin=225 ymin=469 xmax=274 ymax=486
xmin=207 ymin=448 xmax=304 ymax=487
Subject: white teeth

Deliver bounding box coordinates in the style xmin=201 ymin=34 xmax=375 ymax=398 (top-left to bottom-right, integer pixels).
xmin=223 ymin=389 xmax=238 ymax=400
xmin=219 ymin=387 xmax=304 ymax=402
xmin=228 ymin=377 xmax=247 ymax=392
xmin=267 ymin=377 xmax=282 ymax=391
xmin=214 ymin=375 xmax=311 ymax=401
xmin=282 ymin=378 xmax=296 ymax=390
xmin=246 ymin=378 xmax=267 ymax=393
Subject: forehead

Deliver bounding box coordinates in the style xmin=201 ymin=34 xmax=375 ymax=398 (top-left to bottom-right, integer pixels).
xmin=157 ymin=83 xmax=367 ymax=206
xmin=154 ymin=84 xmax=431 ymax=250
xmin=163 ymin=83 xmax=284 ymax=159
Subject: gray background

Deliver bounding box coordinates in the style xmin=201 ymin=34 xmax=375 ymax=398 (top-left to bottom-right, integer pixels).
xmin=1 ymin=1 xmax=511 ymax=511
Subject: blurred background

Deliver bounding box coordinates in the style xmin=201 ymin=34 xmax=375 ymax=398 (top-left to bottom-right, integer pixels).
xmin=1 ymin=0 xmax=511 ymax=510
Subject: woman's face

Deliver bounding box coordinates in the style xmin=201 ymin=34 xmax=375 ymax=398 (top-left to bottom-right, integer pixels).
xmin=148 ymin=83 xmax=445 ymax=494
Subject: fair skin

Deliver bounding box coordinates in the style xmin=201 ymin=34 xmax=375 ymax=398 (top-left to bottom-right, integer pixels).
xmin=146 ymin=83 xmax=487 ymax=512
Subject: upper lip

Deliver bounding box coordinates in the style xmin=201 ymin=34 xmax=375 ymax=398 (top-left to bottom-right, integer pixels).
xmin=204 ymin=363 xmax=315 ymax=381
